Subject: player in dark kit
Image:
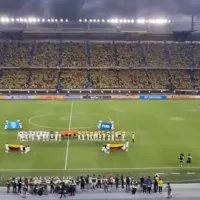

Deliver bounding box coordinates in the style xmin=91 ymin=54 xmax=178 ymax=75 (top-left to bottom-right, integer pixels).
xmin=186 ymin=154 xmax=192 ymax=164
xmin=179 ymin=153 xmax=184 ymax=167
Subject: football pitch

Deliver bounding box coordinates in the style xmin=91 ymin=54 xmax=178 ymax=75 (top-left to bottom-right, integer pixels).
xmin=1 ymin=100 xmax=200 ymax=184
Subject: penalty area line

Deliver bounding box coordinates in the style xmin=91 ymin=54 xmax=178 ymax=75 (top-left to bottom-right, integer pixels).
xmin=64 ymin=101 xmax=74 ymax=170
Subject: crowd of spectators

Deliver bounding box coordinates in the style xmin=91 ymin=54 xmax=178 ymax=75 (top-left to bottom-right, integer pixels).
xmin=0 ymin=41 xmax=200 ymax=68
xmin=0 ymin=68 xmax=194 ymax=90
xmin=6 ymin=174 xmax=170 ymax=197
xmin=0 ymin=41 xmax=199 ymax=90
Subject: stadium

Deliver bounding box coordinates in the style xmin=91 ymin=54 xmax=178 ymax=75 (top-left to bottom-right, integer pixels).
xmin=0 ymin=13 xmax=200 ymax=199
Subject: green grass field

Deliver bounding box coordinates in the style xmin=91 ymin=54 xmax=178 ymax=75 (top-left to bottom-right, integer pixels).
xmin=1 ymin=100 xmax=200 ymax=184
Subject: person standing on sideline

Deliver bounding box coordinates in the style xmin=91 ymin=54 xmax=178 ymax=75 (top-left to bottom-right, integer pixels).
xmin=158 ymin=177 xmax=163 ymax=194
xmin=60 ymin=183 xmax=66 ymax=199
xmin=167 ymin=183 xmax=173 ymax=198
xmin=146 ymin=176 xmax=152 ymax=194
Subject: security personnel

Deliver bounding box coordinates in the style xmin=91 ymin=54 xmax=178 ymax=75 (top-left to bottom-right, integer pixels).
xmin=132 ymin=133 xmax=135 ymax=143
xmin=158 ymin=177 xmax=163 ymax=194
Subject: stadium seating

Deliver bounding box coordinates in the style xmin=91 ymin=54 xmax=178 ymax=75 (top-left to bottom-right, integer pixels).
xmin=3 ymin=42 xmax=31 ymax=67
xmin=61 ymin=42 xmax=88 ymax=67
xmin=33 ymin=42 xmax=59 ymax=67
xmin=0 ymin=69 xmax=29 ymax=89
xmin=0 ymin=68 xmax=196 ymax=89
xmin=0 ymin=41 xmax=200 ymax=90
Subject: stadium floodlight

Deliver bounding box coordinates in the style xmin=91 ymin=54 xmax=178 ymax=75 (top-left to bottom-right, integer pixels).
xmin=127 ymin=19 xmax=130 ymax=23
xmin=37 ymin=18 xmax=40 ymax=22
xmin=60 ymin=19 xmax=63 ymax=22
xmin=107 ymin=19 xmax=110 ymax=23
xmin=32 ymin=18 xmax=36 ymax=23
xmin=89 ymin=19 xmax=92 ymax=22
xmin=123 ymin=19 xmax=127 ymax=23
xmin=102 ymin=19 xmax=105 ymax=23
xmin=97 ymin=19 xmax=100 ymax=22
xmin=47 ymin=19 xmax=50 ymax=22
xmin=136 ymin=19 xmax=145 ymax=24
xmin=84 ymin=19 xmax=87 ymax=22
xmin=51 ymin=19 xmax=54 ymax=22
xmin=42 ymin=18 xmax=45 ymax=22
xmin=119 ymin=19 xmax=123 ymax=23
xmin=168 ymin=20 xmax=171 ymax=23
xmin=131 ymin=19 xmax=134 ymax=23
xmin=19 ymin=18 xmax=24 ymax=23
xmin=79 ymin=19 xmax=82 ymax=22
xmin=16 ymin=18 xmax=20 ymax=22
xmin=65 ymin=19 xmax=68 ymax=22
xmin=24 ymin=18 xmax=27 ymax=22
xmin=93 ymin=19 xmax=96 ymax=22
xmin=10 ymin=18 xmax=15 ymax=22
xmin=55 ymin=19 xmax=58 ymax=22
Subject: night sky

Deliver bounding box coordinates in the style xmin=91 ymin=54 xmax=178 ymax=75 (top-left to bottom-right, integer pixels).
xmin=0 ymin=0 xmax=199 ymax=21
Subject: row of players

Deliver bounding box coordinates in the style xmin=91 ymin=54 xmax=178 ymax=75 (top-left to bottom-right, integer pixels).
xmin=77 ymin=130 xmax=126 ymax=141
xmin=17 ymin=131 xmax=62 ymax=141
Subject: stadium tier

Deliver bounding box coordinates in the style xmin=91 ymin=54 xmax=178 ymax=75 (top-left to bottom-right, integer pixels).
xmin=0 ymin=68 xmax=199 ymax=90
xmin=0 ymin=41 xmax=198 ymax=68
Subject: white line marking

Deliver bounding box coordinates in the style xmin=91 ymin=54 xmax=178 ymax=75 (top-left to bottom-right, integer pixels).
xmin=157 ymin=173 xmax=165 ymax=175
xmin=0 ymin=167 xmax=200 ymax=171
xmin=28 ymin=113 xmax=111 ymax=130
xmin=64 ymin=101 xmax=74 ymax=170
xmin=171 ymin=173 xmax=180 ymax=175
xmin=187 ymin=172 xmax=196 ymax=175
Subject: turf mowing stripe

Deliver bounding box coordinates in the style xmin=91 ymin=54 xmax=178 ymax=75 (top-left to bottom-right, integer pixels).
xmin=0 ymin=167 xmax=199 ymax=171
xmin=64 ymin=101 xmax=74 ymax=170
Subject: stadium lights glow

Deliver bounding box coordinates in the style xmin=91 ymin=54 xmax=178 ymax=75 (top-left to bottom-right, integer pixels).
xmin=0 ymin=16 xmax=170 ymax=24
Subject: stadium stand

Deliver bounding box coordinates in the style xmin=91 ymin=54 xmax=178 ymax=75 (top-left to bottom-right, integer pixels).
xmin=0 ymin=41 xmax=200 ymax=90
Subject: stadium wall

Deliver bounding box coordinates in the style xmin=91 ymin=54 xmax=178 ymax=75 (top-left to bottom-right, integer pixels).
xmin=0 ymin=95 xmax=200 ymax=100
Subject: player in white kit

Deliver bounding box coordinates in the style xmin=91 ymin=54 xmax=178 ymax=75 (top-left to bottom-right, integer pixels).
xmin=102 ymin=133 xmax=105 ymax=141
xmin=58 ymin=133 xmax=62 ymax=141
xmin=106 ymin=143 xmax=110 ymax=154
xmin=111 ymin=133 xmax=115 ymax=141
xmin=125 ymin=140 xmax=129 ymax=151
xmin=81 ymin=132 xmax=85 ymax=140
xmin=5 ymin=143 xmax=9 ymax=153
xmin=20 ymin=144 xmax=24 ymax=153
xmin=86 ymin=132 xmax=89 ymax=140
xmin=55 ymin=132 xmax=58 ymax=141
xmin=90 ymin=131 xmax=93 ymax=141
xmin=107 ymin=134 xmax=111 ymax=142
xmin=115 ymin=131 xmax=118 ymax=140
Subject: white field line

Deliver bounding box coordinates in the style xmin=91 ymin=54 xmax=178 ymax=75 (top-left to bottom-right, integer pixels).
xmin=187 ymin=172 xmax=196 ymax=175
xmin=1 ymin=166 xmax=200 ymax=171
xmin=171 ymin=173 xmax=180 ymax=175
xmin=64 ymin=101 xmax=74 ymax=170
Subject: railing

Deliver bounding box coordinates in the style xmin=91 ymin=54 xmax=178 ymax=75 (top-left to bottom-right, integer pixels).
xmin=1 ymin=66 xmax=200 ymax=69
xmin=0 ymin=89 xmax=199 ymax=94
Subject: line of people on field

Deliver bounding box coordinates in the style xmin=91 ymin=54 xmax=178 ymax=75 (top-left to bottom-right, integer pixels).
xmin=77 ymin=130 xmax=126 ymax=141
xmin=17 ymin=131 xmax=62 ymax=141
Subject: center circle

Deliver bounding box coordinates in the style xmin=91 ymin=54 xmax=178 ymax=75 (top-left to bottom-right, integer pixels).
xmin=28 ymin=113 xmax=112 ymax=130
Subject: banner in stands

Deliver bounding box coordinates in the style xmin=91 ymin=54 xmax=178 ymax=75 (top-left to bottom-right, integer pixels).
xmin=98 ymin=122 xmax=112 ymax=131
xmin=64 ymin=96 xmax=83 ymax=99
xmin=139 ymin=95 xmax=167 ymax=100
xmin=0 ymin=95 xmax=200 ymax=100
xmin=111 ymin=95 xmax=139 ymax=99
xmin=168 ymin=95 xmax=196 ymax=99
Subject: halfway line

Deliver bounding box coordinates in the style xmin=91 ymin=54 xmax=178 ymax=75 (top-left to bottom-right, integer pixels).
xmin=64 ymin=101 xmax=74 ymax=170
